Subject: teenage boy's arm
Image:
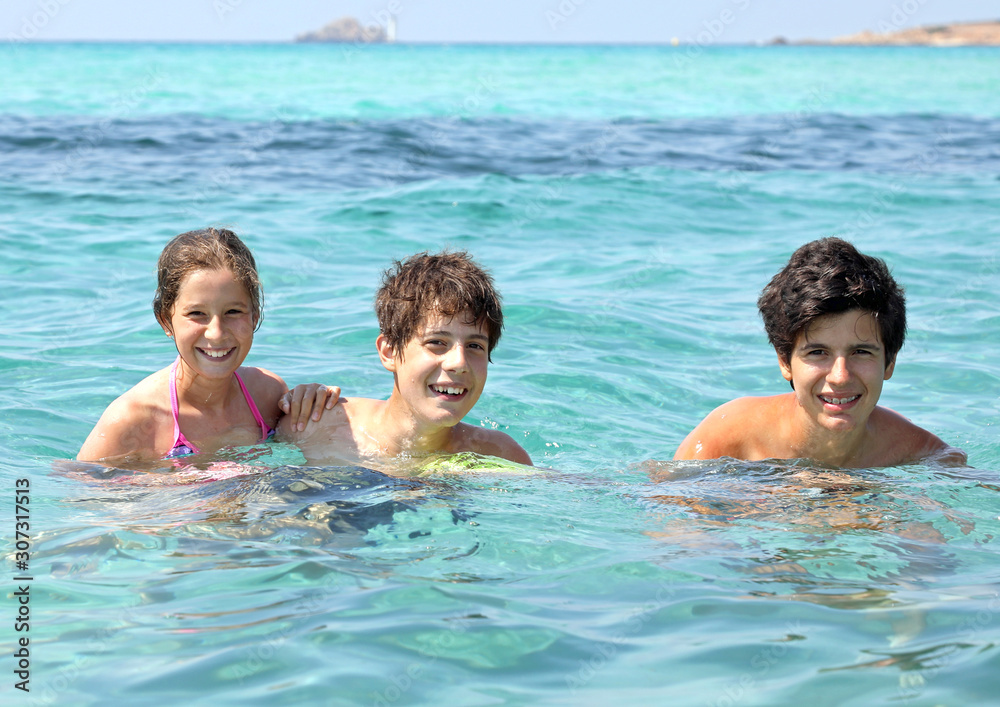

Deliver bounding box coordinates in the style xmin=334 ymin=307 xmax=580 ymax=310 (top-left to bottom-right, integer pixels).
xmin=494 ymin=436 xmax=532 ymax=466
xmin=877 ymin=407 xmax=969 ymax=467
xmin=276 ymin=404 xmax=347 ymax=463
xmin=927 ymin=444 xmax=969 ymax=466
xmin=466 ymin=426 xmax=532 ymax=466
xmin=673 ymin=398 xmax=753 ymax=461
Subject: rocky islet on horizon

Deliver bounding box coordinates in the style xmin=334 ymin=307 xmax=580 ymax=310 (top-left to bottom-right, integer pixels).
xmin=775 ymin=19 xmax=1000 ymax=46
xmin=295 ymin=16 xmax=1000 ymax=46
xmin=295 ymin=17 xmax=387 ymax=43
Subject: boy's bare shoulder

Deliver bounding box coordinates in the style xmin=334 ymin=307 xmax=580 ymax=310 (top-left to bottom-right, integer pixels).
xmin=454 ymin=423 xmax=532 ymax=466
xmin=872 ymin=406 xmax=967 ymax=466
xmin=278 ymin=396 xmax=356 ymax=442
xmin=674 ymin=395 xmax=783 ymax=460
xmin=276 ymin=399 xmax=373 ymax=467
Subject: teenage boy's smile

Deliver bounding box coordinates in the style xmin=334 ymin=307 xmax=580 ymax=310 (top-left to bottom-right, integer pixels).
xmin=430 ymin=383 xmax=469 ymax=400
xmin=819 ymin=393 xmax=861 ymax=411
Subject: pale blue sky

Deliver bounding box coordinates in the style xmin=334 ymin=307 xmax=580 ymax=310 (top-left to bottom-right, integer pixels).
xmin=4 ymin=0 xmax=997 ymax=43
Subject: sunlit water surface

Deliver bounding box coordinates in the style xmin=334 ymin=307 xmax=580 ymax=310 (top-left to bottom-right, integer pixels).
xmin=2 ymin=44 xmax=999 ymax=706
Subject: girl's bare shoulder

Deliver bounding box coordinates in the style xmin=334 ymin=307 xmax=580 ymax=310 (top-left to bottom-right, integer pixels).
xmin=77 ymin=368 xmax=172 ymax=461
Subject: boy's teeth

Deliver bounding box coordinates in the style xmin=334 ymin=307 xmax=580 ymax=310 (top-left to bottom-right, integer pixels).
xmin=822 ymin=395 xmax=858 ymax=404
xmin=433 ymin=385 xmax=465 ymax=395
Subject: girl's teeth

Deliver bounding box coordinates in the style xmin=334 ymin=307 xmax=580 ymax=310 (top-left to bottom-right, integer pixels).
xmin=203 ymin=349 xmax=232 ymax=358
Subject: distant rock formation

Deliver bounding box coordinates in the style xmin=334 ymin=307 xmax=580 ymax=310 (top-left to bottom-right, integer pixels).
xmin=830 ymin=20 xmax=1000 ymax=46
xmin=295 ymin=17 xmax=386 ymax=43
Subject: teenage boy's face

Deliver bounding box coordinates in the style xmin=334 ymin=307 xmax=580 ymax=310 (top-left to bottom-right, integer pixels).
xmin=379 ymin=311 xmax=490 ymax=428
xmin=779 ymin=309 xmax=894 ymax=435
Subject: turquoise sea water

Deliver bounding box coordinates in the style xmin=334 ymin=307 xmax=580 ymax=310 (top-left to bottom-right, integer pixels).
xmin=2 ymin=43 xmax=999 ymax=705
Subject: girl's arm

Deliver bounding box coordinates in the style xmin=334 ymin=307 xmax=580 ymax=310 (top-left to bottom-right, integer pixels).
xmin=77 ymin=395 xmax=158 ymax=462
xmin=280 ymin=383 xmax=342 ymax=432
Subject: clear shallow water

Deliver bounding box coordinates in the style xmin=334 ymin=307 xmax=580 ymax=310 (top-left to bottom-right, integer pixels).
xmin=1 ymin=43 xmax=999 ymax=705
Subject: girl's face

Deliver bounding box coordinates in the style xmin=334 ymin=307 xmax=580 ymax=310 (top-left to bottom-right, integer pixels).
xmin=164 ymin=268 xmax=255 ymax=379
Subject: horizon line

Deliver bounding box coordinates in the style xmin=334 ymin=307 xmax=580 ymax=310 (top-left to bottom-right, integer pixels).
xmin=13 ymin=38 xmax=996 ymax=47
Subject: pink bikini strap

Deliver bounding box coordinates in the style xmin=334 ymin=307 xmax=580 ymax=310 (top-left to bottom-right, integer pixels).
xmin=170 ymin=357 xmax=183 ymax=441
xmin=234 ymin=370 xmax=270 ymax=439
xmin=169 ymin=357 xmax=200 ymax=454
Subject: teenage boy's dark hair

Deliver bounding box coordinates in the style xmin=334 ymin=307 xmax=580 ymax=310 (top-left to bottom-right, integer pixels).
xmin=757 ymin=237 xmax=906 ymax=368
xmin=376 ymin=251 xmax=504 ymax=360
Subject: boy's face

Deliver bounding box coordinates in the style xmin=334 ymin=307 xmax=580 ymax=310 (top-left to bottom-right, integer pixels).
xmin=779 ymin=309 xmax=894 ymax=435
xmin=378 ymin=310 xmax=490 ymax=428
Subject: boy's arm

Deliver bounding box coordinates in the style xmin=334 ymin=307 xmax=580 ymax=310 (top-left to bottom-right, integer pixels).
xmin=673 ymin=398 xmax=753 ymax=461
xmin=929 ymin=445 xmax=969 ymax=466
xmin=879 ymin=407 xmax=968 ymax=467
xmin=466 ymin=427 xmax=532 ymax=466
xmin=276 ymin=403 xmax=352 ymax=464
xmin=275 ymin=405 xmax=314 ymax=447
xmin=494 ymin=434 xmax=532 ymax=466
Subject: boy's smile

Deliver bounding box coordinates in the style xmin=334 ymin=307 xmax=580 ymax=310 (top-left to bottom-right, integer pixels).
xmin=379 ymin=311 xmax=489 ymax=429
xmin=780 ymin=309 xmax=894 ymax=435
xmin=430 ymin=383 xmax=469 ymax=400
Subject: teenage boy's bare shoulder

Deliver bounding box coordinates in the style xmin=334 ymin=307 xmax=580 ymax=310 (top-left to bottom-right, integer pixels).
xmin=673 ymin=395 xmax=784 ymax=461
xmin=277 ymin=397 xmax=377 ymax=462
xmin=452 ymin=423 xmax=532 ymax=466
xmin=870 ymin=406 xmax=968 ymax=467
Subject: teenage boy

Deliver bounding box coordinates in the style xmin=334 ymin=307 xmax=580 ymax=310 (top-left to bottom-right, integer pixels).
xmin=674 ymin=238 xmax=965 ymax=468
xmin=280 ymin=251 xmax=532 ymax=468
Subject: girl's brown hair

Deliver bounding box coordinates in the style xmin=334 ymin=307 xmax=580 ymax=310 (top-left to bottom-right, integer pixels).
xmin=152 ymin=228 xmax=263 ymax=331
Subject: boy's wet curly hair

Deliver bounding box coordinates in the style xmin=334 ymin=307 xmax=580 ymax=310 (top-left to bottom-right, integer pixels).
xmin=376 ymin=251 xmax=503 ymax=360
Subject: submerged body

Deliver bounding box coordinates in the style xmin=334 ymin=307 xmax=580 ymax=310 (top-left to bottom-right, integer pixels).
xmin=675 ymin=311 xmax=959 ymax=468
xmin=281 ymin=252 xmax=530 ymax=471
xmin=675 ymin=391 xmax=957 ymax=468
xmin=282 ymin=397 xmax=529 ymax=470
